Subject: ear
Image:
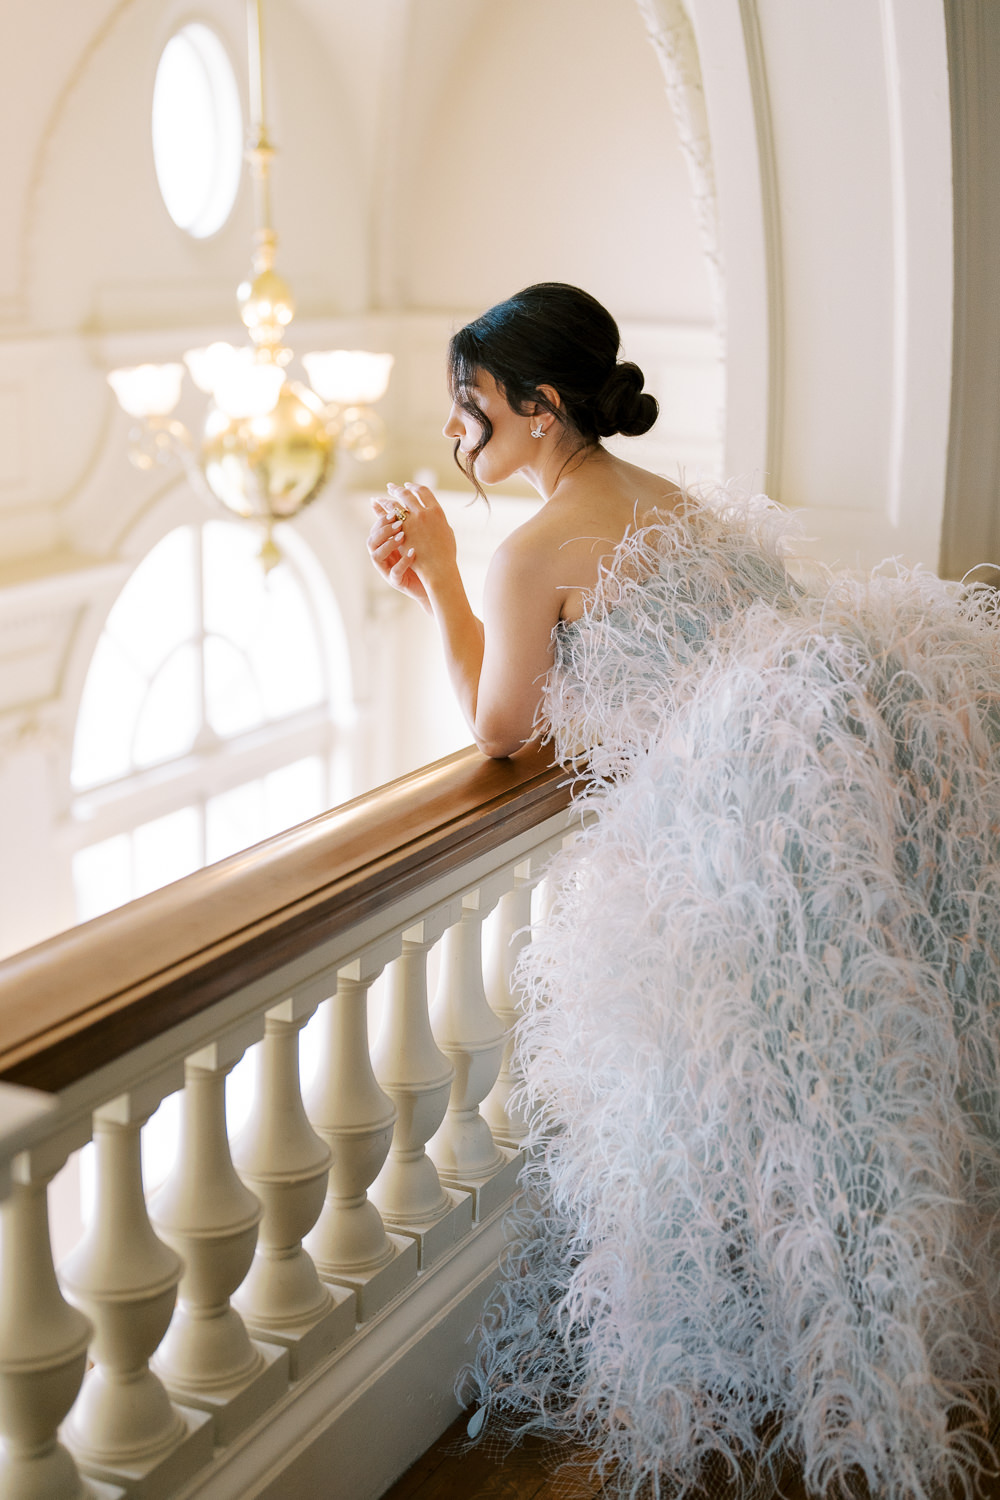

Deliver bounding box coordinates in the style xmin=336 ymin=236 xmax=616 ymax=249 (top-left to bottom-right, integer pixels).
xmin=531 ymin=383 xmax=563 ymax=416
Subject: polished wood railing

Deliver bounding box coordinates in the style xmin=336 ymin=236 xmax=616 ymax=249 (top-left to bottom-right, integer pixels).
xmin=0 ymin=744 xmax=575 ymax=1500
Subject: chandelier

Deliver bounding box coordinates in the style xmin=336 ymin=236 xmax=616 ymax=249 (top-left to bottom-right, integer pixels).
xmin=106 ymin=0 xmax=392 ymax=568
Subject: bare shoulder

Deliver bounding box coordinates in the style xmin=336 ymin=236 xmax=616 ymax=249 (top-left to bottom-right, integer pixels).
xmin=488 ymin=459 xmax=682 ymax=601
xmin=491 ymin=506 xmax=569 ymax=572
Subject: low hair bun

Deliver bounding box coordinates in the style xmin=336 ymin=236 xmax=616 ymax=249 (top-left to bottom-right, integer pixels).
xmin=593 ymin=361 xmax=659 ymax=438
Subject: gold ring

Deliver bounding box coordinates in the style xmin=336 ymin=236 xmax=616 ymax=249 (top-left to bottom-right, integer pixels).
xmin=392 ymin=505 xmax=407 ymax=523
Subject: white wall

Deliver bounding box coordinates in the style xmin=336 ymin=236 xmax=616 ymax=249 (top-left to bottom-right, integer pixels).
xmin=686 ymin=0 xmax=953 ymax=568
xmin=397 ymin=0 xmax=714 ymax=323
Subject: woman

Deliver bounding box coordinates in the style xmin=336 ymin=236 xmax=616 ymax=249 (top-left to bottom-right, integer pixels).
xmin=368 ymin=285 xmax=1000 ymax=1500
xmin=367 ymin=282 xmax=676 ymax=757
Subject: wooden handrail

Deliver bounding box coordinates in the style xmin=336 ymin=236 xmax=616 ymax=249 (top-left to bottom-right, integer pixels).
xmin=0 ymin=744 xmax=573 ymax=1093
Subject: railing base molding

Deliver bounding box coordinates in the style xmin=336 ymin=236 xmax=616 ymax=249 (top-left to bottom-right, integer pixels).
xmin=169 ymin=1202 xmax=508 ymax=1500
xmin=440 ymin=1144 xmax=523 ymax=1222
xmin=73 ymin=1405 xmax=213 ymax=1500
xmin=238 ymin=1281 xmax=357 ymax=1381
xmin=157 ymin=1342 xmax=289 ymax=1449
xmin=318 ymin=1231 xmax=418 ymax=1323
xmin=83 ymin=1477 xmax=127 ymax=1500
xmin=380 ymin=1187 xmax=473 ymax=1271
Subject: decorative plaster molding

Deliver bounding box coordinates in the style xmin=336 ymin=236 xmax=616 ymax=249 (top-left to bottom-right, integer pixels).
xmin=0 ymin=710 xmax=65 ymax=765
xmin=0 ymin=557 xmax=129 ymax=623
xmin=633 ymin=0 xmax=724 ymax=329
xmin=634 ymin=0 xmax=780 ymax=486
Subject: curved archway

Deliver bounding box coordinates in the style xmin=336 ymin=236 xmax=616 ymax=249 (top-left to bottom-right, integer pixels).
xmin=636 ymin=0 xmax=778 ymax=487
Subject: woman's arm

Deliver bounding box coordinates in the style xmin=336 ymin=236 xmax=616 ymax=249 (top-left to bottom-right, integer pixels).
xmin=471 ymin=531 xmax=562 ymax=755
xmin=377 ymin=483 xmax=561 ymax=758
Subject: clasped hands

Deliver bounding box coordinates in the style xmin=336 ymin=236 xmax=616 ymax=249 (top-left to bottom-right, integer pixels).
xmin=366 ymin=481 xmax=457 ymax=611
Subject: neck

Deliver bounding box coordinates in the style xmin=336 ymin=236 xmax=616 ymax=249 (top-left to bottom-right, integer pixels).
xmin=521 ymin=437 xmax=610 ymax=502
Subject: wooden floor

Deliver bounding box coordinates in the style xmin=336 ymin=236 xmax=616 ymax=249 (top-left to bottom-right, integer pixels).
xmin=381 ymin=1409 xmax=1000 ymax=1500
xmin=379 ymin=1408 xmax=814 ymax=1500
xmin=380 ymin=1410 xmax=615 ymax=1500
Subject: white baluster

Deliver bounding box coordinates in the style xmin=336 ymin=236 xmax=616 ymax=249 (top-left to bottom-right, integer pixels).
xmin=0 ymin=1139 xmax=95 ymax=1500
xmin=149 ymin=1038 xmax=287 ymax=1445
xmin=482 ymin=862 xmax=535 ymax=1145
xmin=429 ymin=882 xmax=522 ymax=1219
xmin=60 ymin=1088 xmax=212 ymax=1495
xmin=304 ymin=951 xmax=418 ymax=1321
xmin=231 ymin=998 xmax=355 ymax=1378
xmin=370 ymin=913 xmax=473 ymax=1268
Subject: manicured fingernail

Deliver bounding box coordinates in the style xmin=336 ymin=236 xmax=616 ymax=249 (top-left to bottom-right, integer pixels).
xmin=407 ymin=548 xmax=415 ymax=558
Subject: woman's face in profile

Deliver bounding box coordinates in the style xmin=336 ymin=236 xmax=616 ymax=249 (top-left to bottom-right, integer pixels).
xmin=443 ymin=371 xmax=529 ymax=486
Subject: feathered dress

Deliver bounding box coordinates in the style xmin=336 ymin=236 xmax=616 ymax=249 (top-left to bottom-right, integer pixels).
xmin=464 ymin=493 xmax=1000 ymax=1500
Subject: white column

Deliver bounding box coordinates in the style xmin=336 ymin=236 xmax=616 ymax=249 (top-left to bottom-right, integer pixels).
xmin=370 ymin=913 xmax=473 ymax=1267
xmin=60 ymin=1087 xmax=212 ymax=1493
xmin=149 ymin=1039 xmax=287 ymax=1445
xmin=0 ymin=1146 xmax=92 ymax=1500
xmin=429 ymin=881 xmax=520 ymax=1218
xmin=304 ymin=950 xmax=418 ymax=1320
xmin=481 ymin=863 xmax=535 ymax=1146
xmin=231 ymin=999 xmax=354 ymax=1378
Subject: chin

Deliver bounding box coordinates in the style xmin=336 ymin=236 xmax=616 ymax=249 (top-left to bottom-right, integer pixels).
xmin=472 ymin=458 xmax=512 ymax=487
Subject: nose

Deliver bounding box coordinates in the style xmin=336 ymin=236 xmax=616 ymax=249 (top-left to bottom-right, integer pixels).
xmin=442 ymin=401 xmax=462 ymax=440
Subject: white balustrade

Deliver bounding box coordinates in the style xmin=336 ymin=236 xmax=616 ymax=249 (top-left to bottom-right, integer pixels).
xmin=231 ymin=998 xmax=355 ymax=1377
xmin=0 ymin=1147 xmax=95 ymax=1500
xmin=428 ymin=881 xmax=522 ymax=1218
xmin=149 ymin=1040 xmax=287 ymax=1445
xmin=304 ymin=950 xmax=418 ymax=1320
xmin=0 ymin=747 xmax=573 ymax=1499
xmin=370 ymin=913 xmax=473 ymax=1267
xmin=60 ymin=1089 xmax=212 ymax=1495
xmin=482 ymin=861 xmax=536 ymax=1145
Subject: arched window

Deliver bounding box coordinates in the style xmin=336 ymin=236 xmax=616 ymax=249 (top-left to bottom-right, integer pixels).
xmin=152 ymin=23 xmax=243 ymax=238
xmin=71 ymin=521 xmax=341 ymax=922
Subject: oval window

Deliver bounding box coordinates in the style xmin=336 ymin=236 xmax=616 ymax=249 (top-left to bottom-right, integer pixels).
xmin=152 ymin=23 xmax=243 ymax=238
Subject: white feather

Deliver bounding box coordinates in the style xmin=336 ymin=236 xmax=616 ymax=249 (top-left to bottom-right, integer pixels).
xmin=461 ymin=486 xmax=1000 ymax=1499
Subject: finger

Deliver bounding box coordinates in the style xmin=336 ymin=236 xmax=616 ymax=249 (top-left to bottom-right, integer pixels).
xmin=367 ymin=530 xmax=396 ymax=559
xmin=390 ymin=480 xmax=426 ymax=512
xmin=405 ymin=482 xmax=438 ymax=510
xmin=369 ymin=513 xmax=400 ymax=542
xmin=388 ymin=548 xmax=417 ymax=586
xmin=372 ymin=496 xmax=401 ymax=523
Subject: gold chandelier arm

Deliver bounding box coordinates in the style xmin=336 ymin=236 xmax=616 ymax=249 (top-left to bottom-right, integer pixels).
xmin=121 ymin=415 xmax=194 ymax=475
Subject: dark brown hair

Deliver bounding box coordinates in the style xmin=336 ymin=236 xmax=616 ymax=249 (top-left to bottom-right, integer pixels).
xmin=448 ymin=283 xmax=659 ymax=498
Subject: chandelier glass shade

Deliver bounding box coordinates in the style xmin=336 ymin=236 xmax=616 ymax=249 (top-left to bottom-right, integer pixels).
xmin=108 ymin=1 xmax=392 ymax=561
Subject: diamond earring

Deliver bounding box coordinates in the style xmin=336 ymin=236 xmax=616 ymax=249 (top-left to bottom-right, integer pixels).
xmin=531 ymin=424 xmax=545 ymax=439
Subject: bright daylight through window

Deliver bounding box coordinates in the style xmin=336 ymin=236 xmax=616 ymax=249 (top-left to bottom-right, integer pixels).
xmin=152 ymin=22 xmax=243 ymax=238
xmin=71 ymin=522 xmax=334 ymax=922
